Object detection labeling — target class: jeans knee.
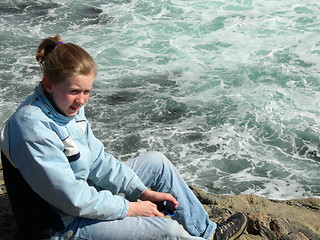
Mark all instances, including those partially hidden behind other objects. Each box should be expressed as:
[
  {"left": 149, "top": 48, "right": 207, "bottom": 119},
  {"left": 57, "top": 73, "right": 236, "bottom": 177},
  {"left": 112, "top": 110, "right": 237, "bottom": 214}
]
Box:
[
  {"left": 129, "top": 151, "right": 177, "bottom": 191},
  {"left": 145, "top": 151, "right": 167, "bottom": 161},
  {"left": 143, "top": 151, "right": 172, "bottom": 169}
]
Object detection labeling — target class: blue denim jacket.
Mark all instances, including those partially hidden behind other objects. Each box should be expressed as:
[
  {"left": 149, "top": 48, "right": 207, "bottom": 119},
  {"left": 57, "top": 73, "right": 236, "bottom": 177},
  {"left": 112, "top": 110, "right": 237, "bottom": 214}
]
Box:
[{"left": 0, "top": 83, "right": 147, "bottom": 227}]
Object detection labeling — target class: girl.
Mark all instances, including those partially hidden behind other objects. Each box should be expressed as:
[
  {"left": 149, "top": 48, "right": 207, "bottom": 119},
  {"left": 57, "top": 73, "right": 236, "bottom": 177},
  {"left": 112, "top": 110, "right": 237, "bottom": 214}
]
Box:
[{"left": 1, "top": 35, "right": 246, "bottom": 240}]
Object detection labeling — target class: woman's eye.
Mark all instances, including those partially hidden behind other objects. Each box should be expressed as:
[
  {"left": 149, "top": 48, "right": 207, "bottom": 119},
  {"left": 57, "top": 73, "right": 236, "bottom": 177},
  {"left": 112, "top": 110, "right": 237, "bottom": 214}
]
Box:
[{"left": 70, "top": 90, "right": 91, "bottom": 95}]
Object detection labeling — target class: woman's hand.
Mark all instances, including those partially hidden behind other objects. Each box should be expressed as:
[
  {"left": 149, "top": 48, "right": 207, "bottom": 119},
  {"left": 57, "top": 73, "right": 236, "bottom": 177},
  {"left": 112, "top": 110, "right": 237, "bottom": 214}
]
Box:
[
  {"left": 140, "top": 189, "right": 179, "bottom": 207},
  {"left": 127, "top": 201, "right": 164, "bottom": 217},
  {"left": 126, "top": 190, "right": 179, "bottom": 217}
]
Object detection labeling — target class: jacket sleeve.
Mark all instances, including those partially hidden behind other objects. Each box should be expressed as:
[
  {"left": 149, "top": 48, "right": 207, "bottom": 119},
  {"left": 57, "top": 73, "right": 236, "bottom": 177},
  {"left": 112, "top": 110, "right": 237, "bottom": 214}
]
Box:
[
  {"left": 85, "top": 120, "right": 148, "bottom": 201},
  {"left": 7, "top": 109, "right": 134, "bottom": 221}
]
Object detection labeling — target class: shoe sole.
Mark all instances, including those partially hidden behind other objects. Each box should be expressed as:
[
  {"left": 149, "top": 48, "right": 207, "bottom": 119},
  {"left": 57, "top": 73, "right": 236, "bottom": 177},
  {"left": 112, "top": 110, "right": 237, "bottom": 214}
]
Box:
[{"left": 228, "top": 213, "right": 248, "bottom": 240}]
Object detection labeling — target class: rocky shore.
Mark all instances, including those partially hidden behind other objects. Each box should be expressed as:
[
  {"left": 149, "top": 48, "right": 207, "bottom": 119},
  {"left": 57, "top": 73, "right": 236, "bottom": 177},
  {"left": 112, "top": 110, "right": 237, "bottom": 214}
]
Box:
[
  {"left": 0, "top": 163, "right": 319, "bottom": 240},
  {"left": 191, "top": 186, "right": 320, "bottom": 240}
]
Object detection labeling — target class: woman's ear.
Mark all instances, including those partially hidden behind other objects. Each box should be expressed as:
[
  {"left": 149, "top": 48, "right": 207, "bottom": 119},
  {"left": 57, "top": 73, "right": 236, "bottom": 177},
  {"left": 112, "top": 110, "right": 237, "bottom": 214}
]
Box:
[{"left": 42, "top": 76, "right": 53, "bottom": 93}]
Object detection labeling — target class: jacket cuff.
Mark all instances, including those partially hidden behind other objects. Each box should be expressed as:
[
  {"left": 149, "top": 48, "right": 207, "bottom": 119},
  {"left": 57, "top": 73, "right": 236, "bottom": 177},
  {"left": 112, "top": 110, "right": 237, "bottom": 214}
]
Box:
[{"left": 127, "top": 185, "right": 148, "bottom": 201}]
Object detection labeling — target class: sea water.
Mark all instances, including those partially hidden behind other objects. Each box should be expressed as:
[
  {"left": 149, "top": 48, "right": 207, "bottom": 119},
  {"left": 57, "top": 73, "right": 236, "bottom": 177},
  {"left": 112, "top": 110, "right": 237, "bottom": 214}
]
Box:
[{"left": 0, "top": 0, "right": 319, "bottom": 200}]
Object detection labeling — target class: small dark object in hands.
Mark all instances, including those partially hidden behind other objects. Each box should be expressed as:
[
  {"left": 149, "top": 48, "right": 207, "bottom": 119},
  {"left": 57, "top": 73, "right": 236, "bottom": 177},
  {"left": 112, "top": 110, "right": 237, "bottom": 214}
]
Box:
[{"left": 156, "top": 201, "right": 176, "bottom": 217}]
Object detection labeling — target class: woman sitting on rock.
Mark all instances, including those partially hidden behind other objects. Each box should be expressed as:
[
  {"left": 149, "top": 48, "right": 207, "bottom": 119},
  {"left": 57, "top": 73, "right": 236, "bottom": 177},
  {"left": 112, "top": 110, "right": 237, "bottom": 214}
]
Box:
[{"left": 0, "top": 35, "right": 247, "bottom": 240}]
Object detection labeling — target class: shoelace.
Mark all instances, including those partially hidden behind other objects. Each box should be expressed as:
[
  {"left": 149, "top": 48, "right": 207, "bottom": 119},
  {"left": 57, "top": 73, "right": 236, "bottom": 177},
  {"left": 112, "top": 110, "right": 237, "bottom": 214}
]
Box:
[{"left": 217, "top": 221, "right": 237, "bottom": 236}]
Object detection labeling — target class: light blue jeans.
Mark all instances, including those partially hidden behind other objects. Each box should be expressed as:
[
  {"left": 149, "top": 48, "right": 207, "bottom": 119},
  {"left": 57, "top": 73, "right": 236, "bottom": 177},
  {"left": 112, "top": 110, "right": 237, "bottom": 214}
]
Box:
[{"left": 51, "top": 152, "right": 216, "bottom": 240}]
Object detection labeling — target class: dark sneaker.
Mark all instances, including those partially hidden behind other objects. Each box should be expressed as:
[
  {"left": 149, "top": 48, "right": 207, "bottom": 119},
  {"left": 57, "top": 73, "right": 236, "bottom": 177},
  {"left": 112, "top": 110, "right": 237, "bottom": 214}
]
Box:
[{"left": 213, "top": 212, "right": 247, "bottom": 240}]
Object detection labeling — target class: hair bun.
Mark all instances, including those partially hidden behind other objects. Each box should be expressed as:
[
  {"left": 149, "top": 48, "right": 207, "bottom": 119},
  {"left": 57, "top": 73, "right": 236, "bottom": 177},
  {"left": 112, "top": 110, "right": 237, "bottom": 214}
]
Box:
[{"left": 36, "top": 35, "right": 63, "bottom": 65}]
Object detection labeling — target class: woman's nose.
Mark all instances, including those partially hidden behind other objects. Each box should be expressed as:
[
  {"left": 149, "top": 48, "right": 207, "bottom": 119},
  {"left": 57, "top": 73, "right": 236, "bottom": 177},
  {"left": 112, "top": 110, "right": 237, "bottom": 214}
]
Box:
[{"left": 76, "top": 93, "right": 86, "bottom": 105}]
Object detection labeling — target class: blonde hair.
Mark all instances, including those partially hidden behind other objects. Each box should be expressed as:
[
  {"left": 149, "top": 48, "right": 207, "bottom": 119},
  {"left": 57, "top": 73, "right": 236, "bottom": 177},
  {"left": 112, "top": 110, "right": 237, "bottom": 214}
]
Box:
[{"left": 36, "top": 35, "right": 97, "bottom": 84}]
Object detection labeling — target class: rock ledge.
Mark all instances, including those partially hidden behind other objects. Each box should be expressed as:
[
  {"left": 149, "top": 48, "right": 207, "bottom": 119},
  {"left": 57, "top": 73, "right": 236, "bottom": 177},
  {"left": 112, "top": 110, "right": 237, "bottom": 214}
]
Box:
[{"left": 190, "top": 186, "right": 320, "bottom": 240}]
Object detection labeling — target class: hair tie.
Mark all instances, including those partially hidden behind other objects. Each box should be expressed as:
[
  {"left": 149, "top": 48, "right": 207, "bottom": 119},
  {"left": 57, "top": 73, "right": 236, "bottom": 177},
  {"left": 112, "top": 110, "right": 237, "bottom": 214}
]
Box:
[{"left": 56, "top": 41, "right": 63, "bottom": 45}]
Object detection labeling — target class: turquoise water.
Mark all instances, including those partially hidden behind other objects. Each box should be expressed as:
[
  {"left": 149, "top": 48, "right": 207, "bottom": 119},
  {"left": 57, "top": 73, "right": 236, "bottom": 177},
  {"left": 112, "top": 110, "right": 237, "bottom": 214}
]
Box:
[{"left": 0, "top": 0, "right": 319, "bottom": 199}]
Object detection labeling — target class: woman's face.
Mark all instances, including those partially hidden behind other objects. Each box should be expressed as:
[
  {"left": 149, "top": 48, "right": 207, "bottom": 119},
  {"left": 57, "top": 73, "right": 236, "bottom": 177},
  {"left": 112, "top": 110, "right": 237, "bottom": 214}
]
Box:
[{"left": 44, "top": 73, "right": 95, "bottom": 117}]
